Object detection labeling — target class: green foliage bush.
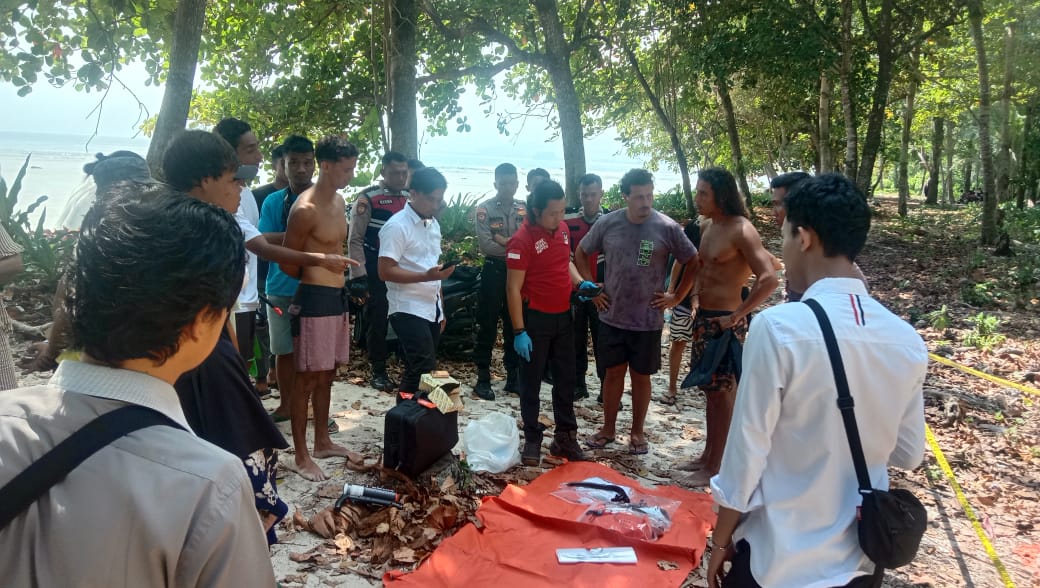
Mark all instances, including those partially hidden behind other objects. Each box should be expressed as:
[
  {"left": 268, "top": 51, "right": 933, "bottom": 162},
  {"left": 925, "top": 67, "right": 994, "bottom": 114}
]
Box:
[
  {"left": 750, "top": 191, "right": 773, "bottom": 208},
  {"left": 439, "top": 192, "right": 480, "bottom": 242},
  {"left": 924, "top": 305, "right": 951, "bottom": 330},
  {"left": 1001, "top": 202, "right": 1040, "bottom": 243},
  {"left": 438, "top": 193, "right": 483, "bottom": 264},
  {"left": 0, "top": 156, "right": 77, "bottom": 292},
  {"left": 960, "top": 280, "right": 998, "bottom": 307},
  {"left": 963, "top": 312, "right": 1005, "bottom": 352}
]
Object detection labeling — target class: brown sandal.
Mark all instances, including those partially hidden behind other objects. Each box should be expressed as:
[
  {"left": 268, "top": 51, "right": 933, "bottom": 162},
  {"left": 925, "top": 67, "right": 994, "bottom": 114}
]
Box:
[{"left": 584, "top": 433, "right": 616, "bottom": 449}]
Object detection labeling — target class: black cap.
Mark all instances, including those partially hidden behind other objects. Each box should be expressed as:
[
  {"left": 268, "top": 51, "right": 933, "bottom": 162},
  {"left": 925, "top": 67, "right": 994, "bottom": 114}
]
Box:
[{"left": 92, "top": 156, "right": 156, "bottom": 191}]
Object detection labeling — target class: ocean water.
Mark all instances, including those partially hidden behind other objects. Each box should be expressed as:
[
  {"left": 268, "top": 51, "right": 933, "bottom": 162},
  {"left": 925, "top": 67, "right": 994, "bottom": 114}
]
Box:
[{"left": 0, "top": 130, "right": 681, "bottom": 229}]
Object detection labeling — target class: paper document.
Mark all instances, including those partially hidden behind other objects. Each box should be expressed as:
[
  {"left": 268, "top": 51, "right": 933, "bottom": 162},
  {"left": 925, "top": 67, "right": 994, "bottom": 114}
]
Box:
[{"left": 556, "top": 547, "right": 637, "bottom": 564}]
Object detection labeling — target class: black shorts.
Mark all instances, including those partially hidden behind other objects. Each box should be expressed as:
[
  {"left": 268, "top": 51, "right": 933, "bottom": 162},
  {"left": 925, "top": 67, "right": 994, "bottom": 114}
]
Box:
[{"left": 598, "top": 322, "right": 662, "bottom": 375}]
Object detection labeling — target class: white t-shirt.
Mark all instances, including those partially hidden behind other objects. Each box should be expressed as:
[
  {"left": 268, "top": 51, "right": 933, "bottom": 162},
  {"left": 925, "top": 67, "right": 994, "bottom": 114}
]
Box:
[
  {"left": 378, "top": 204, "right": 443, "bottom": 322},
  {"left": 234, "top": 186, "right": 261, "bottom": 313},
  {"left": 710, "top": 278, "right": 927, "bottom": 588}
]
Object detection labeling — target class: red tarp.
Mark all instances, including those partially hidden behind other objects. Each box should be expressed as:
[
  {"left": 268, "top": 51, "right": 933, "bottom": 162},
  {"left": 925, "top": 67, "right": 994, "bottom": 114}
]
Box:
[{"left": 385, "top": 461, "right": 716, "bottom": 587}]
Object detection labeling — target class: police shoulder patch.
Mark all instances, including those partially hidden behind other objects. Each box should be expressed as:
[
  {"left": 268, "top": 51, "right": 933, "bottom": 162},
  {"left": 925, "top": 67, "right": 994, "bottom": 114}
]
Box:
[
  {"left": 354, "top": 199, "right": 369, "bottom": 217},
  {"left": 476, "top": 207, "right": 488, "bottom": 222}
]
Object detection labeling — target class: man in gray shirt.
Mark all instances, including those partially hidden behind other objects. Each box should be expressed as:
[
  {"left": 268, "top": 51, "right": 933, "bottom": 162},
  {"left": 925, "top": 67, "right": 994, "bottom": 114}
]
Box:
[
  {"left": 0, "top": 183, "right": 275, "bottom": 587},
  {"left": 576, "top": 169, "right": 699, "bottom": 456}
]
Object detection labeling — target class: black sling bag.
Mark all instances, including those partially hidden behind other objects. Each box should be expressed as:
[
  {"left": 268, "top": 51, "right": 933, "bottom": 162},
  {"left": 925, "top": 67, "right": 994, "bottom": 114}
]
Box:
[
  {"left": 804, "top": 298, "right": 927, "bottom": 570},
  {"left": 0, "top": 405, "right": 183, "bottom": 529}
]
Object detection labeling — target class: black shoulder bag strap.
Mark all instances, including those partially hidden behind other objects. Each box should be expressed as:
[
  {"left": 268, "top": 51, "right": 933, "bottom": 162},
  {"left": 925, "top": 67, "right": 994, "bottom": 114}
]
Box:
[
  {"left": 803, "top": 299, "right": 873, "bottom": 494},
  {"left": 0, "top": 405, "right": 183, "bottom": 529}
]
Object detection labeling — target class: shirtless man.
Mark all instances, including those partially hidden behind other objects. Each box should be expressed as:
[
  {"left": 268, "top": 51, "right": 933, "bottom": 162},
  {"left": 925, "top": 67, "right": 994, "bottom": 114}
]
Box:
[
  {"left": 676, "top": 167, "right": 778, "bottom": 486},
  {"left": 280, "top": 136, "right": 360, "bottom": 481}
]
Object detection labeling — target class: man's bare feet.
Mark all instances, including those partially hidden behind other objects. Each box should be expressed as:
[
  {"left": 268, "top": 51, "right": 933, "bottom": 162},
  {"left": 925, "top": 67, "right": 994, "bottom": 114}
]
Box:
[
  {"left": 677, "top": 468, "right": 716, "bottom": 487},
  {"left": 313, "top": 441, "right": 350, "bottom": 458},
  {"left": 282, "top": 454, "right": 327, "bottom": 481}
]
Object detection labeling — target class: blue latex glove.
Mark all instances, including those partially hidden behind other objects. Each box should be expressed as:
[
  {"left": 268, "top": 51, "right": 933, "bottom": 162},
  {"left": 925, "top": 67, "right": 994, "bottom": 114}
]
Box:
[
  {"left": 514, "top": 331, "right": 533, "bottom": 362},
  {"left": 577, "top": 280, "right": 599, "bottom": 302}
]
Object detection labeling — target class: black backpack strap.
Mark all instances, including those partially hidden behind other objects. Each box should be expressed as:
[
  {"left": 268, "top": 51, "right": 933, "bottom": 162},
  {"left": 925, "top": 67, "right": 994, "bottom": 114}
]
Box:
[
  {"left": 0, "top": 405, "right": 183, "bottom": 529},
  {"left": 803, "top": 299, "right": 873, "bottom": 494}
]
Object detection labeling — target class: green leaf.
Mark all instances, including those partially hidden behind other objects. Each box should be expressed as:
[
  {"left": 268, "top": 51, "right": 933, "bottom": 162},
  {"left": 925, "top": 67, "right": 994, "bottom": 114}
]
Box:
[
  {"left": 16, "top": 86, "right": 31, "bottom": 97},
  {"left": 76, "top": 62, "right": 105, "bottom": 83}
]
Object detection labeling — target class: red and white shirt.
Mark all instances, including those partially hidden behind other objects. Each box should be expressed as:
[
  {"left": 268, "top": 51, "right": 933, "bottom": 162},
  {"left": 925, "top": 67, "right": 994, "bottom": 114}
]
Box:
[{"left": 506, "top": 221, "right": 572, "bottom": 313}]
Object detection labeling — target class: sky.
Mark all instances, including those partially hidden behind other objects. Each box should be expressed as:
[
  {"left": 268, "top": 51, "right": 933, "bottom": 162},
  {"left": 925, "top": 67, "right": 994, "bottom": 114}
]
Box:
[
  {"left": 0, "top": 61, "right": 640, "bottom": 166},
  {"left": 0, "top": 61, "right": 682, "bottom": 228}
]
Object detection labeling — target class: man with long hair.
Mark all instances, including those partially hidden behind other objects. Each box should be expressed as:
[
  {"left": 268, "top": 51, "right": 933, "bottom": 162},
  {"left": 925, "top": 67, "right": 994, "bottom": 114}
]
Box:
[{"left": 675, "top": 167, "right": 778, "bottom": 486}]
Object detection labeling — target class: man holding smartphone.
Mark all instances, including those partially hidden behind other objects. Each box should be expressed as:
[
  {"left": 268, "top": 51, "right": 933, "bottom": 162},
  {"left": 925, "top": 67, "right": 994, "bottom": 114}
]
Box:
[{"left": 378, "top": 168, "right": 456, "bottom": 394}]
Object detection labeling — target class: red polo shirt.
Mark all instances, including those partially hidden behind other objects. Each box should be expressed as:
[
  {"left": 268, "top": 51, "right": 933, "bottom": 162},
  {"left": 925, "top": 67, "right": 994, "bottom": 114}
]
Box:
[{"left": 506, "top": 221, "right": 573, "bottom": 313}]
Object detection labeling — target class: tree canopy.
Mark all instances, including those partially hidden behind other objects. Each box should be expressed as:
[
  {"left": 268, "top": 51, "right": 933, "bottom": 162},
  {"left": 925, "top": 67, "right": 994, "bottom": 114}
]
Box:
[{"left": 3, "top": 0, "right": 1039, "bottom": 232}]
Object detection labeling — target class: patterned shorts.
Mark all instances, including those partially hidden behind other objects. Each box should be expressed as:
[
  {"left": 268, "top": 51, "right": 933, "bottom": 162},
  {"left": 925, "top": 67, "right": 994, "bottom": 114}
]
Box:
[
  {"left": 688, "top": 309, "right": 748, "bottom": 393},
  {"left": 669, "top": 305, "right": 695, "bottom": 342}
]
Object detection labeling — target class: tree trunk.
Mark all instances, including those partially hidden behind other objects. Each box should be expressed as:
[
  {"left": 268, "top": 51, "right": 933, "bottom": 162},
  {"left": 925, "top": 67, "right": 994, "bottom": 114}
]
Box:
[
  {"left": 897, "top": 72, "right": 917, "bottom": 217},
  {"left": 388, "top": 0, "right": 419, "bottom": 158},
  {"left": 855, "top": 0, "right": 895, "bottom": 197},
  {"left": 963, "top": 138, "right": 974, "bottom": 193},
  {"left": 716, "top": 77, "right": 753, "bottom": 212},
  {"left": 146, "top": 0, "right": 206, "bottom": 176},
  {"left": 968, "top": 0, "right": 998, "bottom": 245},
  {"left": 944, "top": 119, "right": 955, "bottom": 204},
  {"left": 839, "top": 0, "right": 857, "bottom": 179},
  {"left": 874, "top": 155, "right": 885, "bottom": 195},
  {"left": 621, "top": 44, "right": 694, "bottom": 215},
  {"left": 1021, "top": 99, "right": 1038, "bottom": 209},
  {"left": 997, "top": 21, "right": 1015, "bottom": 203},
  {"left": 819, "top": 70, "right": 833, "bottom": 173},
  {"left": 534, "top": 0, "right": 586, "bottom": 206},
  {"left": 926, "top": 117, "right": 943, "bottom": 204}
]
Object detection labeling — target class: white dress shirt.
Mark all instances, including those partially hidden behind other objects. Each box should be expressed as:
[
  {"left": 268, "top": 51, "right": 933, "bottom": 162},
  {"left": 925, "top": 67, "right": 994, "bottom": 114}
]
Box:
[
  {"left": 711, "top": 278, "right": 927, "bottom": 588},
  {"left": 234, "top": 185, "right": 261, "bottom": 313},
  {"left": 379, "top": 203, "right": 444, "bottom": 322}
]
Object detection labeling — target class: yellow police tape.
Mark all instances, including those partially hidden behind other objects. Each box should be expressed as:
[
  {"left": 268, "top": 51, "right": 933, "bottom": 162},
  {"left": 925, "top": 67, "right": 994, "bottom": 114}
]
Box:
[
  {"left": 925, "top": 425, "right": 1017, "bottom": 587},
  {"left": 928, "top": 353, "right": 1040, "bottom": 397}
]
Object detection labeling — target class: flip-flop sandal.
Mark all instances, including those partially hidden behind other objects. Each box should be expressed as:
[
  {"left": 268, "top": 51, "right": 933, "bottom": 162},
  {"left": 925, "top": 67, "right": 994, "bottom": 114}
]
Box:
[
  {"left": 328, "top": 419, "right": 339, "bottom": 434},
  {"left": 584, "top": 433, "right": 616, "bottom": 449},
  {"left": 628, "top": 439, "right": 650, "bottom": 455},
  {"left": 658, "top": 393, "right": 677, "bottom": 406}
]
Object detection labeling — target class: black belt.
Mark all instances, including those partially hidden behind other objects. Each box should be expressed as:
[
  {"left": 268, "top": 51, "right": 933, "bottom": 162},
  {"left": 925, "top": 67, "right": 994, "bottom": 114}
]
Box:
[{"left": 484, "top": 257, "right": 506, "bottom": 266}]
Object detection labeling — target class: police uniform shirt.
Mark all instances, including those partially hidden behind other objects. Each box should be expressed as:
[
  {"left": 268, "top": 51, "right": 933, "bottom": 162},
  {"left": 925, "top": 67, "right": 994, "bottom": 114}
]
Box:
[
  {"left": 474, "top": 197, "right": 525, "bottom": 259},
  {"left": 347, "top": 184, "right": 409, "bottom": 279}
]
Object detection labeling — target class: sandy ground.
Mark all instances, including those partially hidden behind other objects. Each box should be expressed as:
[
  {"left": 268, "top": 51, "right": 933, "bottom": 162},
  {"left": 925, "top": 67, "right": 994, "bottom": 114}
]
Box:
[{"left": 263, "top": 351, "right": 712, "bottom": 587}]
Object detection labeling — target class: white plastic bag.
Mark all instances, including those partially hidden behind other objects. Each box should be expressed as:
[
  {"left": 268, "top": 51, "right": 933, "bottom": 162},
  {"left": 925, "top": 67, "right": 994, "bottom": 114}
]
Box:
[{"left": 463, "top": 412, "right": 521, "bottom": 473}]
